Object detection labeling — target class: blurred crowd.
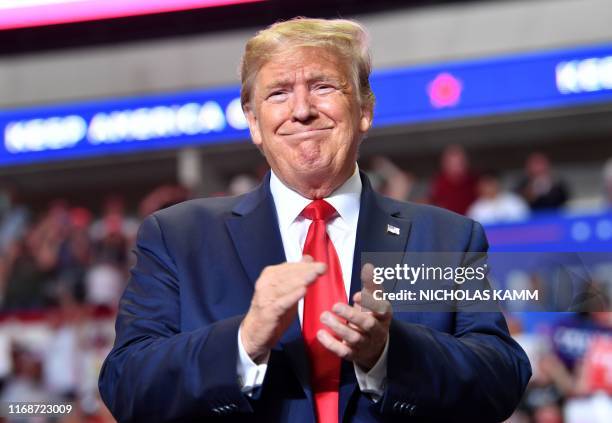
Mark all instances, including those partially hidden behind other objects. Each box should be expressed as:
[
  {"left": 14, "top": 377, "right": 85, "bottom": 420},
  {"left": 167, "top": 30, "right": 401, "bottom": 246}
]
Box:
[
  {"left": 0, "top": 186, "right": 189, "bottom": 422},
  {"left": 369, "top": 147, "right": 612, "bottom": 222},
  {"left": 508, "top": 312, "right": 612, "bottom": 423},
  {"left": 0, "top": 147, "right": 611, "bottom": 422}
]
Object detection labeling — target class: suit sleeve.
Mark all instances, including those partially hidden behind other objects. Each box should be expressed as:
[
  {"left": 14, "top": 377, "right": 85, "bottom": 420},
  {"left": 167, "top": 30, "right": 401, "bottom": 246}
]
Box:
[
  {"left": 379, "top": 221, "right": 532, "bottom": 422},
  {"left": 98, "top": 214, "right": 254, "bottom": 422}
]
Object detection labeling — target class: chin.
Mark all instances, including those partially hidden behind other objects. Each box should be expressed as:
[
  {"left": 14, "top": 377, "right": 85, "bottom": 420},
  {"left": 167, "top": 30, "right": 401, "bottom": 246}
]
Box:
[
  {"left": 297, "top": 164, "right": 341, "bottom": 183},
  {"left": 292, "top": 153, "right": 326, "bottom": 170}
]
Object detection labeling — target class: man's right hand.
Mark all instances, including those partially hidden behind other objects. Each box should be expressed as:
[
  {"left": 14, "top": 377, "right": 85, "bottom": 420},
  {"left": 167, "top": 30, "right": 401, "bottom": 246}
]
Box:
[{"left": 240, "top": 256, "right": 326, "bottom": 363}]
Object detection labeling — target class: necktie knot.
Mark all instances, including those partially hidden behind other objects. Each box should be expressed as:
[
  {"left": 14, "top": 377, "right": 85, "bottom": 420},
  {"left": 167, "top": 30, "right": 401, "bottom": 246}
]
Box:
[{"left": 301, "top": 199, "right": 337, "bottom": 222}]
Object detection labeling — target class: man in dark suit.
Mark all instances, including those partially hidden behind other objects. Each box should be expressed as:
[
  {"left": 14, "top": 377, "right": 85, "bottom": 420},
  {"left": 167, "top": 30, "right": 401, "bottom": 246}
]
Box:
[{"left": 99, "top": 17, "right": 531, "bottom": 422}]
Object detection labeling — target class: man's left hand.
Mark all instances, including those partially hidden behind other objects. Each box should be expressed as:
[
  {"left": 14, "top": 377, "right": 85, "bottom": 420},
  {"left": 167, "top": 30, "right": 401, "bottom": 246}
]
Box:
[{"left": 317, "top": 263, "right": 392, "bottom": 371}]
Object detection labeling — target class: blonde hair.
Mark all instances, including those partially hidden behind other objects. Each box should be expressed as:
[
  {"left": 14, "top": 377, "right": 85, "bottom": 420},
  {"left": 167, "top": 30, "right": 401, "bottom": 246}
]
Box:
[{"left": 240, "top": 17, "right": 375, "bottom": 111}]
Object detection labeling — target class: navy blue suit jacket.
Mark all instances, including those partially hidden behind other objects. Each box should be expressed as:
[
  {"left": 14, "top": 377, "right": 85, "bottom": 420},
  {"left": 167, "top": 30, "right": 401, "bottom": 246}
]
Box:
[{"left": 99, "top": 172, "right": 531, "bottom": 422}]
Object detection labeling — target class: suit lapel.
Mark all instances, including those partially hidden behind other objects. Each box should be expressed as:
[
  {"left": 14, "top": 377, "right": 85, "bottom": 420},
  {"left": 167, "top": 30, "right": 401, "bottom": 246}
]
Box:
[
  {"left": 225, "top": 174, "right": 314, "bottom": 409},
  {"left": 225, "top": 174, "right": 286, "bottom": 285},
  {"left": 339, "top": 172, "right": 412, "bottom": 422},
  {"left": 348, "top": 173, "right": 412, "bottom": 301}
]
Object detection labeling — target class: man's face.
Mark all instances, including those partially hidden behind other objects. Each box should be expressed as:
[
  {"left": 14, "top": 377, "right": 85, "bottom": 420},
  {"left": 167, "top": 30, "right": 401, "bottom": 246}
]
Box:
[{"left": 244, "top": 47, "right": 372, "bottom": 197}]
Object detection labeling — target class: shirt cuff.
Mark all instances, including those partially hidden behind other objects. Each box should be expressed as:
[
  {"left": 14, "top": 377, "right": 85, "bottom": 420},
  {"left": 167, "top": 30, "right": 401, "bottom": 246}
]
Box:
[
  {"left": 353, "top": 336, "right": 389, "bottom": 402},
  {"left": 237, "top": 327, "right": 269, "bottom": 395}
]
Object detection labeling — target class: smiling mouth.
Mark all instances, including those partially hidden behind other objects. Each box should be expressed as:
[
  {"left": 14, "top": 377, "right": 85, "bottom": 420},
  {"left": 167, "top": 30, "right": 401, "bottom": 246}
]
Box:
[{"left": 278, "top": 128, "right": 333, "bottom": 136}]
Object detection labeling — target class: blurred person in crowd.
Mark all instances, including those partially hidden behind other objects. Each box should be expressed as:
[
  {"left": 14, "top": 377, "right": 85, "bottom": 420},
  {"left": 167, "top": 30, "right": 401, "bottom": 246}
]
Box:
[
  {"left": 54, "top": 207, "right": 94, "bottom": 304},
  {"left": 516, "top": 152, "right": 569, "bottom": 211},
  {"left": 0, "top": 240, "right": 18, "bottom": 306},
  {"left": 0, "top": 344, "right": 50, "bottom": 407},
  {"left": 603, "top": 157, "right": 612, "bottom": 207},
  {"left": 430, "top": 144, "right": 479, "bottom": 214},
  {"left": 564, "top": 392, "right": 612, "bottom": 423},
  {"left": 90, "top": 195, "right": 139, "bottom": 266},
  {"left": 467, "top": 170, "right": 530, "bottom": 225},
  {"left": 138, "top": 184, "right": 190, "bottom": 217},
  {"left": 42, "top": 307, "right": 81, "bottom": 399},
  {"left": 3, "top": 202, "right": 95, "bottom": 310},
  {"left": 504, "top": 314, "right": 568, "bottom": 423},
  {"left": 521, "top": 352, "right": 572, "bottom": 420},
  {"left": 368, "top": 156, "right": 417, "bottom": 202},
  {"left": 99, "top": 17, "right": 530, "bottom": 422},
  {"left": 511, "top": 316, "right": 579, "bottom": 423},
  {"left": 26, "top": 200, "right": 71, "bottom": 273},
  {"left": 85, "top": 399, "right": 116, "bottom": 423},
  {"left": 228, "top": 173, "right": 259, "bottom": 196},
  {"left": 0, "top": 186, "right": 29, "bottom": 255},
  {"left": 84, "top": 262, "right": 124, "bottom": 309},
  {"left": 0, "top": 330, "right": 11, "bottom": 389},
  {"left": 525, "top": 312, "right": 612, "bottom": 423},
  {"left": 548, "top": 311, "right": 612, "bottom": 373},
  {"left": 573, "top": 312, "right": 612, "bottom": 395},
  {"left": 532, "top": 404, "right": 563, "bottom": 423},
  {"left": 2, "top": 238, "right": 52, "bottom": 310},
  {"left": 92, "top": 212, "right": 128, "bottom": 268},
  {"left": 87, "top": 196, "right": 133, "bottom": 309}
]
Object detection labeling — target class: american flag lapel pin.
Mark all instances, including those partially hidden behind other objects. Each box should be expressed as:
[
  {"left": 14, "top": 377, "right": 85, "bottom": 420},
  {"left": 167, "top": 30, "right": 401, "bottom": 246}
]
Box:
[{"left": 387, "top": 224, "right": 400, "bottom": 236}]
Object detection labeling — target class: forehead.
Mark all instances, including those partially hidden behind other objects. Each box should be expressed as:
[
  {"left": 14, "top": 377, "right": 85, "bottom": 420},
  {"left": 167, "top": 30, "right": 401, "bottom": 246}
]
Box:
[{"left": 256, "top": 47, "right": 350, "bottom": 86}]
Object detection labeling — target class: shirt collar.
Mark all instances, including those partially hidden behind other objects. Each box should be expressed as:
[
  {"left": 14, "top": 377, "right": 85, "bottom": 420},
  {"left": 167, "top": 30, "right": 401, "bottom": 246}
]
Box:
[{"left": 269, "top": 164, "right": 362, "bottom": 230}]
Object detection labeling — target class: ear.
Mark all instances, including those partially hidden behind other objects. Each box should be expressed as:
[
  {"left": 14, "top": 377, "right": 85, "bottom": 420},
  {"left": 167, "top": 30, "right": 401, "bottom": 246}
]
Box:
[
  {"left": 359, "top": 104, "right": 373, "bottom": 134},
  {"left": 243, "top": 104, "right": 262, "bottom": 147}
]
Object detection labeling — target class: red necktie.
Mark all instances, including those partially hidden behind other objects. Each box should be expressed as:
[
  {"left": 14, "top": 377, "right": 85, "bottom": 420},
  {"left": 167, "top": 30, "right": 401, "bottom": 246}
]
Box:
[{"left": 301, "top": 200, "right": 347, "bottom": 423}]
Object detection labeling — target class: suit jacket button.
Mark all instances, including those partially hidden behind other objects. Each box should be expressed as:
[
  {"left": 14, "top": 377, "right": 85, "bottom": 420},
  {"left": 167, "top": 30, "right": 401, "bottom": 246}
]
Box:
[{"left": 393, "top": 401, "right": 402, "bottom": 413}]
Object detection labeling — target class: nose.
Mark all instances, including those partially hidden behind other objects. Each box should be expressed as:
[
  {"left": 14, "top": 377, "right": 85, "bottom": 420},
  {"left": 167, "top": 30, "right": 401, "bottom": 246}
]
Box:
[{"left": 291, "top": 85, "right": 318, "bottom": 122}]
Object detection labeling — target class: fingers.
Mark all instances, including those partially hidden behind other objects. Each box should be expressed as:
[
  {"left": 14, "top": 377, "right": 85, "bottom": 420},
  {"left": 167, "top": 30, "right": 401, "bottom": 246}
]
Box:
[
  {"left": 330, "top": 303, "right": 380, "bottom": 334},
  {"left": 282, "top": 262, "right": 326, "bottom": 296},
  {"left": 294, "top": 260, "right": 326, "bottom": 278},
  {"left": 320, "top": 311, "right": 365, "bottom": 346},
  {"left": 316, "top": 329, "right": 353, "bottom": 360},
  {"left": 354, "top": 290, "right": 393, "bottom": 316},
  {"left": 245, "top": 259, "right": 329, "bottom": 360},
  {"left": 272, "top": 262, "right": 325, "bottom": 306},
  {"left": 317, "top": 306, "right": 389, "bottom": 369},
  {"left": 275, "top": 285, "right": 307, "bottom": 311},
  {"left": 254, "top": 260, "right": 327, "bottom": 316},
  {"left": 267, "top": 261, "right": 326, "bottom": 294},
  {"left": 297, "top": 256, "right": 326, "bottom": 284}
]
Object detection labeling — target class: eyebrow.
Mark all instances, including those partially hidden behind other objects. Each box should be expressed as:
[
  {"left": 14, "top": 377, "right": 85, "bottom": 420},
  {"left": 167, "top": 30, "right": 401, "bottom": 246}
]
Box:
[
  {"left": 263, "top": 73, "right": 344, "bottom": 91},
  {"left": 263, "top": 79, "right": 292, "bottom": 91}
]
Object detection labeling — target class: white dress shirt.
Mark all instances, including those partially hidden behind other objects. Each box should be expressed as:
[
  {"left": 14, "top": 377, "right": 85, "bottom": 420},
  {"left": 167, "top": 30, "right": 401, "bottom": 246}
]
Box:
[{"left": 236, "top": 165, "right": 388, "bottom": 401}]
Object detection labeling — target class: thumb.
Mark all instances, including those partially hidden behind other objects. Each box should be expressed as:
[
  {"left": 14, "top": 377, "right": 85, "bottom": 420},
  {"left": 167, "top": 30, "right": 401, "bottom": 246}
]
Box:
[
  {"left": 361, "top": 262, "right": 376, "bottom": 293},
  {"left": 360, "top": 263, "right": 390, "bottom": 315}
]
